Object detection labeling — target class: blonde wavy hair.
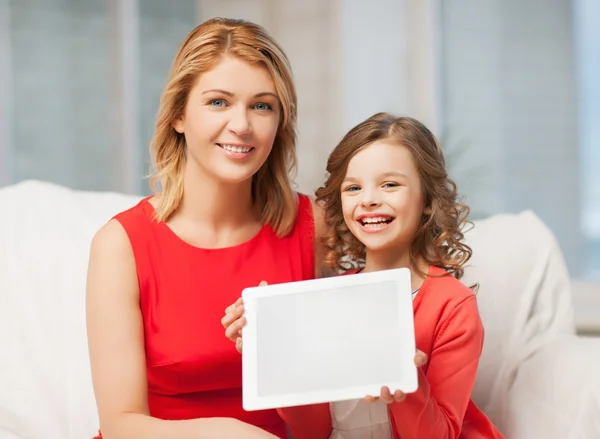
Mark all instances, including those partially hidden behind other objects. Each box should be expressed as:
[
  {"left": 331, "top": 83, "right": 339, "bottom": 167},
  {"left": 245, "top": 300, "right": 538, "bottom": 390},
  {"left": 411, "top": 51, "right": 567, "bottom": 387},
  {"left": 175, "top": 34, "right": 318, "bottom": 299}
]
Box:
[
  {"left": 315, "top": 113, "right": 473, "bottom": 280},
  {"left": 149, "top": 18, "right": 298, "bottom": 237}
]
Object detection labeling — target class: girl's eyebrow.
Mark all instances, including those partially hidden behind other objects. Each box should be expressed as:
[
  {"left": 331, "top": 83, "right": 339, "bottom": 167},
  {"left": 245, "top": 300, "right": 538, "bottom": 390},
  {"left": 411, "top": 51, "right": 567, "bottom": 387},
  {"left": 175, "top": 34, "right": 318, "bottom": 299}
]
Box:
[
  {"left": 379, "top": 171, "right": 408, "bottom": 179},
  {"left": 343, "top": 171, "right": 407, "bottom": 183}
]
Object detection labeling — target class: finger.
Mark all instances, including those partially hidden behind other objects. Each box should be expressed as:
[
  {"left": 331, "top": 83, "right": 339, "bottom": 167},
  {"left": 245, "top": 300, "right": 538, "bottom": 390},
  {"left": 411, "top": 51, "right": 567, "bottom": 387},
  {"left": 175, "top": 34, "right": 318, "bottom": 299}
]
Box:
[
  {"left": 225, "top": 317, "right": 246, "bottom": 341},
  {"left": 221, "top": 304, "right": 245, "bottom": 328},
  {"left": 393, "top": 390, "right": 406, "bottom": 402},
  {"left": 380, "top": 386, "right": 393, "bottom": 404},
  {"left": 364, "top": 395, "right": 378, "bottom": 403},
  {"left": 414, "top": 350, "right": 428, "bottom": 368},
  {"left": 224, "top": 297, "right": 243, "bottom": 314},
  {"left": 236, "top": 337, "right": 243, "bottom": 353},
  {"left": 225, "top": 316, "right": 246, "bottom": 338},
  {"left": 259, "top": 280, "right": 268, "bottom": 286},
  {"left": 220, "top": 314, "right": 229, "bottom": 328}
]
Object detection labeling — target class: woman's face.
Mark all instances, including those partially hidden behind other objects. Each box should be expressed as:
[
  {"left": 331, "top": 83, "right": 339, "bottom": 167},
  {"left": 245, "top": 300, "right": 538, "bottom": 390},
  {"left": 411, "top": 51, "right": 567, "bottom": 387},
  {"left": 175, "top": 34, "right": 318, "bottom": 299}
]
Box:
[{"left": 173, "top": 55, "right": 281, "bottom": 185}]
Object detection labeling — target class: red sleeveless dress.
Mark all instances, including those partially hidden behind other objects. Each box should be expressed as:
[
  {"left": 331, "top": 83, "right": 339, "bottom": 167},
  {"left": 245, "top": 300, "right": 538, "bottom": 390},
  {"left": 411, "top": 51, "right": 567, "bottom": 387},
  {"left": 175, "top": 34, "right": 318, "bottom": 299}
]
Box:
[{"left": 96, "top": 194, "right": 315, "bottom": 438}]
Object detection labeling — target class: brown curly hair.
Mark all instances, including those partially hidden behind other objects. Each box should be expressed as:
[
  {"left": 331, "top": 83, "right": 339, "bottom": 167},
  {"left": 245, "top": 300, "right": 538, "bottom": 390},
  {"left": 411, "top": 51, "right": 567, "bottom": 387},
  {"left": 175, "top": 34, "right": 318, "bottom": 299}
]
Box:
[{"left": 315, "top": 112, "right": 473, "bottom": 280}]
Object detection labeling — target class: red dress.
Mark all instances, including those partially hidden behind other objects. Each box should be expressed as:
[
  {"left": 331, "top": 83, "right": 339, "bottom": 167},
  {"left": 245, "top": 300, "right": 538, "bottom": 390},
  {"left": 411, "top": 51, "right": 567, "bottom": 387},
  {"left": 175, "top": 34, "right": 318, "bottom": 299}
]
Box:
[{"left": 96, "top": 194, "right": 315, "bottom": 438}]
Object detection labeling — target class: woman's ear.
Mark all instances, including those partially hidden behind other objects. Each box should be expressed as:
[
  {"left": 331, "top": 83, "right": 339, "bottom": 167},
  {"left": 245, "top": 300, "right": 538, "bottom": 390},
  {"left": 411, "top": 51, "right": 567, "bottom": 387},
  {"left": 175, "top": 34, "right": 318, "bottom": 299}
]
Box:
[{"left": 173, "top": 116, "right": 185, "bottom": 134}]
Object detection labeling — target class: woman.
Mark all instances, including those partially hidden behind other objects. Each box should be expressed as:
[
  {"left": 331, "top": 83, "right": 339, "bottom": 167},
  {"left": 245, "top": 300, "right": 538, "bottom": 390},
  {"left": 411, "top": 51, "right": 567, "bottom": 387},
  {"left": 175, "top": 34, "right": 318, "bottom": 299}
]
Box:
[{"left": 85, "top": 18, "right": 326, "bottom": 439}]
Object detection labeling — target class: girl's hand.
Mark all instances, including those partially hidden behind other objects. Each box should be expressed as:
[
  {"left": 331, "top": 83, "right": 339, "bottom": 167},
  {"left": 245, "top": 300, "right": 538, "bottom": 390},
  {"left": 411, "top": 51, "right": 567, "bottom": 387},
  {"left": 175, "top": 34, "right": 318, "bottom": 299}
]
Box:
[
  {"left": 365, "top": 350, "right": 428, "bottom": 404},
  {"left": 222, "top": 281, "right": 267, "bottom": 353}
]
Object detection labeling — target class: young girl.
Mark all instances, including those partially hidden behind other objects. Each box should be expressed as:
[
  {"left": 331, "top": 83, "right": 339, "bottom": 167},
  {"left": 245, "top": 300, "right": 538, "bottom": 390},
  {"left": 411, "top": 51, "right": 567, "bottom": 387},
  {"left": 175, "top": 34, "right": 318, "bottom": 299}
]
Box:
[
  {"left": 224, "top": 112, "right": 505, "bottom": 438},
  {"left": 313, "top": 112, "right": 504, "bottom": 438}
]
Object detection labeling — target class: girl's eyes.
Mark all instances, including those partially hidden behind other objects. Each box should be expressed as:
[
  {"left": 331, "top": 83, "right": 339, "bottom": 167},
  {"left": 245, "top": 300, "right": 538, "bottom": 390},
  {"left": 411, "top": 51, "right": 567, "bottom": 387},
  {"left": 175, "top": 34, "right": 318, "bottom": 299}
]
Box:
[{"left": 343, "top": 183, "right": 399, "bottom": 192}]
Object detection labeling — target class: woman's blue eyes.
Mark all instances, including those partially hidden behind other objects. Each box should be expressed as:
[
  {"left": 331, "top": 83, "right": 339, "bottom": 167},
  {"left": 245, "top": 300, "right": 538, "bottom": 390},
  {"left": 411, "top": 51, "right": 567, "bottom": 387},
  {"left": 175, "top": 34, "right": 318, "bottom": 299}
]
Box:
[
  {"left": 210, "top": 99, "right": 227, "bottom": 107},
  {"left": 254, "top": 102, "right": 272, "bottom": 111},
  {"left": 208, "top": 99, "right": 272, "bottom": 111}
]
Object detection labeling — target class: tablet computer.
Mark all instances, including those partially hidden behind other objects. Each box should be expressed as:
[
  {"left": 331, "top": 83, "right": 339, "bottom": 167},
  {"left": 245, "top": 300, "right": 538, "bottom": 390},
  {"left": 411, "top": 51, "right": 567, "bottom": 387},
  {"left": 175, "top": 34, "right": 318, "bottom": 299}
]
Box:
[{"left": 241, "top": 268, "right": 418, "bottom": 411}]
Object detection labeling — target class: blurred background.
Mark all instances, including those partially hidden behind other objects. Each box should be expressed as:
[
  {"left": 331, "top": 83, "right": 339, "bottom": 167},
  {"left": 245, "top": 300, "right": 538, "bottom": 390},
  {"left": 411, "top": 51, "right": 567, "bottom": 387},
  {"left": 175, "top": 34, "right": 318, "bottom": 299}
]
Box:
[{"left": 0, "top": 1, "right": 598, "bottom": 300}]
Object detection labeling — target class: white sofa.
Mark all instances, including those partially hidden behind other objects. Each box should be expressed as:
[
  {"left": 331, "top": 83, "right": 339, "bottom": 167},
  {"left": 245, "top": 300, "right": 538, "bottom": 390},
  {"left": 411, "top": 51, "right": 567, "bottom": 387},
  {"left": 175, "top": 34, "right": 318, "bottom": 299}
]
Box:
[{"left": 0, "top": 180, "right": 599, "bottom": 439}]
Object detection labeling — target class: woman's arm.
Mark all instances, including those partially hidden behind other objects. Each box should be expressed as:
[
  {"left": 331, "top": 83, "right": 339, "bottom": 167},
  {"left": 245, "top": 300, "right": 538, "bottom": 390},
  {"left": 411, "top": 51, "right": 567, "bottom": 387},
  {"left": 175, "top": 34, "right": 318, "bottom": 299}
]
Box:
[
  {"left": 387, "top": 296, "right": 486, "bottom": 439},
  {"left": 86, "top": 220, "right": 278, "bottom": 439}
]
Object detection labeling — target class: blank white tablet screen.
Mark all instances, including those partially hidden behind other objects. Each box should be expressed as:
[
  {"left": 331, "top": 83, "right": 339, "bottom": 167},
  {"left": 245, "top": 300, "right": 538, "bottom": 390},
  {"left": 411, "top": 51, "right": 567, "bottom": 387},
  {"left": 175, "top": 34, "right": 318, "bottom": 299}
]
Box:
[{"left": 242, "top": 268, "right": 417, "bottom": 411}]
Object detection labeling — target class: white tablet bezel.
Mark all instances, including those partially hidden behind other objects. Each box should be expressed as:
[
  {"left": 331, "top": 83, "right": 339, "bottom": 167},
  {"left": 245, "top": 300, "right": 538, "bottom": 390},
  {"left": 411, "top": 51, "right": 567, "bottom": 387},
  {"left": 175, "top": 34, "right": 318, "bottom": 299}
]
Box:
[{"left": 241, "top": 268, "right": 418, "bottom": 411}]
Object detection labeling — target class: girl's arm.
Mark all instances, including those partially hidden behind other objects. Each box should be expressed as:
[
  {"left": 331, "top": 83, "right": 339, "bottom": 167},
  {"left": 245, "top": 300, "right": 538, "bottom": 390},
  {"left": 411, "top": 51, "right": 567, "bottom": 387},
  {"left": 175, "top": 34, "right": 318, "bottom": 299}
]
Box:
[
  {"left": 388, "top": 296, "right": 486, "bottom": 439},
  {"left": 86, "top": 220, "right": 278, "bottom": 439}
]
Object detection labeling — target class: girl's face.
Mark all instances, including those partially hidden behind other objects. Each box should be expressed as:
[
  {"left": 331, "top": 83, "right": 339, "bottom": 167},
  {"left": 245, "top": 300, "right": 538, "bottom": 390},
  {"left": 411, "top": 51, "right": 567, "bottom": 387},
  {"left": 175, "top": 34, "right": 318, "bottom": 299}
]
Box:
[
  {"left": 340, "top": 140, "right": 425, "bottom": 257},
  {"left": 173, "top": 55, "right": 281, "bottom": 185}
]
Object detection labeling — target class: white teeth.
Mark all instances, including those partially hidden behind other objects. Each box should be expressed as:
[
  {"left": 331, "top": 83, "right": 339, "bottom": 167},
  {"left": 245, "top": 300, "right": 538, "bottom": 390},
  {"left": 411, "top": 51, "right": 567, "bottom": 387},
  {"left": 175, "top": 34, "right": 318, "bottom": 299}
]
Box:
[
  {"left": 363, "top": 222, "right": 389, "bottom": 230},
  {"left": 361, "top": 217, "right": 390, "bottom": 224},
  {"left": 220, "top": 144, "right": 252, "bottom": 153}
]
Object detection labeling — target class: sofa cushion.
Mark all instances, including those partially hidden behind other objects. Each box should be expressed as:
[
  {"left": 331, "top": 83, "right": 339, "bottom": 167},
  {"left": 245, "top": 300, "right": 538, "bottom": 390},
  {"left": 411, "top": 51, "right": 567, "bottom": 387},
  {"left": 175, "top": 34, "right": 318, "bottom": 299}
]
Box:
[
  {"left": 462, "top": 210, "right": 575, "bottom": 427},
  {"left": 0, "top": 180, "right": 141, "bottom": 439}
]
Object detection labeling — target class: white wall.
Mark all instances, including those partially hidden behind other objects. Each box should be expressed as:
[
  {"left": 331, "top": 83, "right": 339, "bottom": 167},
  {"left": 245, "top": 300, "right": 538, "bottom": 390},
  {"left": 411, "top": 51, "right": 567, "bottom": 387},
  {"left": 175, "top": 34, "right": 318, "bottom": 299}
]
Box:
[{"left": 339, "top": 0, "right": 439, "bottom": 132}]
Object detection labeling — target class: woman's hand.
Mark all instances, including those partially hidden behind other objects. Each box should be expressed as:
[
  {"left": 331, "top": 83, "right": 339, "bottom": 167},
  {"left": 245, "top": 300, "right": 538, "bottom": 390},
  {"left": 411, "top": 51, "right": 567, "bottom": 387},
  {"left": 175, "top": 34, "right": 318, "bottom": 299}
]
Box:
[
  {"left": 364, "top": 350, "right": 428, "bottom": 404},
  {"left": 222, "top": 281, "right": 267, "bottom": 353},
  {"left": 222, "top": 297, "right": 245, "bottom": 353}
]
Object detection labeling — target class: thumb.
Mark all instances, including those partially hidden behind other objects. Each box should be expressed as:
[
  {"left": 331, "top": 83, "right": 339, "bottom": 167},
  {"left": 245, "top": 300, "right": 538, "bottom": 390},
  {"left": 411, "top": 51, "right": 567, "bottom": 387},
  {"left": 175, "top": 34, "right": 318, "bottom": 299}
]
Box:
[{"left": 259, "top": 280, "right": 268, "bottom": 286}]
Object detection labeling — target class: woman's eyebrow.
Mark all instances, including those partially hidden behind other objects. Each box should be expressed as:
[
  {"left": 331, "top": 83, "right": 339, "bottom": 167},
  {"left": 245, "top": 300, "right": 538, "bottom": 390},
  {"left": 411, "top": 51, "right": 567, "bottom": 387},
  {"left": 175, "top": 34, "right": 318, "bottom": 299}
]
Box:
[{"left": 201, "top": 89, "right": 278, "bottom": 99}]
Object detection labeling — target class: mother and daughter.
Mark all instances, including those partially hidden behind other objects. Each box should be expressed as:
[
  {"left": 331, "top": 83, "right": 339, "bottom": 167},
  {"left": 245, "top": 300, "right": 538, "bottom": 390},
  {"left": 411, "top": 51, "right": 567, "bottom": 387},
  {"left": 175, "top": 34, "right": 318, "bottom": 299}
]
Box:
[{"left": 86, "top": 17, "right": 504, "bottom": 439}]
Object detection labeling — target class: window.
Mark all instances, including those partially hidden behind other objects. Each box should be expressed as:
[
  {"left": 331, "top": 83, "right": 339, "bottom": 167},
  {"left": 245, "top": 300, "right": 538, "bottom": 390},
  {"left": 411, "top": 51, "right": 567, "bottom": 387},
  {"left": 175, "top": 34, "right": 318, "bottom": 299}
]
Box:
[
  {"left": 575, "top": 0, "right": 600, "bottom": 280},
  {"left": 0, "top": 0, "right": 197, "bottom": 194},
  {"left": 437, "top": 0, "right": 599, "bottom": 280}
]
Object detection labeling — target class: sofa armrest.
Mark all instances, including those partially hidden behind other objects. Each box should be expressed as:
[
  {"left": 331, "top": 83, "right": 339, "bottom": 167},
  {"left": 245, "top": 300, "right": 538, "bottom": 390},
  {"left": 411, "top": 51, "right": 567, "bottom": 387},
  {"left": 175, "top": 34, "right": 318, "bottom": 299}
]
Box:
[{"left": 502, "top": 335, "right": 600, "bottom": 439}]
